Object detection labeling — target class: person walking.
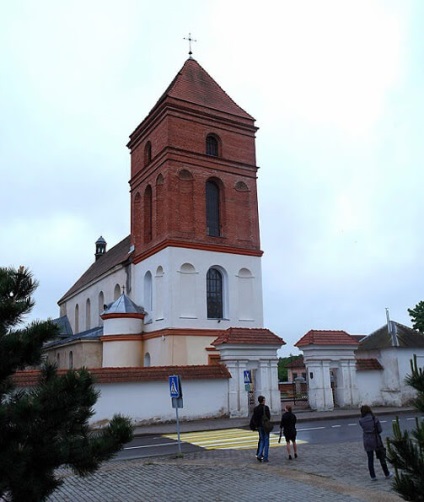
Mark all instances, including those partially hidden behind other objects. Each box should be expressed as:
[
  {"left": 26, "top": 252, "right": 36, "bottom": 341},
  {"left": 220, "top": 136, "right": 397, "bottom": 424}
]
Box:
[
  {"left": 359, "top": 405, "right": 393, "bottom": 481},
  {"left": 280, "top": 404, "right": 298, "bottom": 460},
  {"left": 251, "top": 395, "right": 271, "bottom": 463}
]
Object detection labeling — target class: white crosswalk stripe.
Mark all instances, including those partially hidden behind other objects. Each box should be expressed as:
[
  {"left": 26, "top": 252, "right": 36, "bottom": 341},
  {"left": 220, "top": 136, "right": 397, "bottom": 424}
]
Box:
[{"left": 162, "top": 428, "right": 307, "bottom": 450}]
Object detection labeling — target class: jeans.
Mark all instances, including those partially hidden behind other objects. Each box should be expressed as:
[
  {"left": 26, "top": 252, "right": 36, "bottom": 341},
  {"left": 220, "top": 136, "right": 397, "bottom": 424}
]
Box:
[
  {"left": 257, "top": 427, "right": 270, "bottom": 460},
  {"left": 366, "top": 450, "right": 389, "bottom": 478}
]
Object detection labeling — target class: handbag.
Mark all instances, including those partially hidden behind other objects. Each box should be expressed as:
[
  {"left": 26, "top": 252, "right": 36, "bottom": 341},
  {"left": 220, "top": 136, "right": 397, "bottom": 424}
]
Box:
[
  {"left": 262, "top": 406, "right": 274, "bottom": 433},
  {"left": 373, "top": 417, "right": 386, "bottom": 460}
]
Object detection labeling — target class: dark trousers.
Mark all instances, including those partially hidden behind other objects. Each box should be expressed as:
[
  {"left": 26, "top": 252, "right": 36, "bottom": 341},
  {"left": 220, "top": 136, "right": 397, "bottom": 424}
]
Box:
[{"left": 366, "top": 450, "right": 389, "bottom": 478}]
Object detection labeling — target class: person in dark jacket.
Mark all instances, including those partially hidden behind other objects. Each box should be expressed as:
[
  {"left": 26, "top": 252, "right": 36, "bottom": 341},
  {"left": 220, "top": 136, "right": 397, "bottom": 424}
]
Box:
[
  {"left": 280, "top": 404, "right": 298, "bottom": 459},
  {"left": 251, "top": 395, "right": 271, "bottom": 463},
  {"left": 359, "top": 405, "right": 393, "bottom": 481}
]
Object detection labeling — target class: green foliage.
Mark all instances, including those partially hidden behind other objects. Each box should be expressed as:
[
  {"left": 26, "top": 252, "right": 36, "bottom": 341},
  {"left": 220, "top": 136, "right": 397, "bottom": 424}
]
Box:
[
  {"left": 407, "top": 301, "right": 424, "bottom": 332},
  {"left": 387, "top": 355, "right": 424, "bottom": 500},
  {"left": 0, "top": 266, "right": 134, "bottom": 502},
  {"left": 278, "top": 354, "right": 303, "bottom": 382}
]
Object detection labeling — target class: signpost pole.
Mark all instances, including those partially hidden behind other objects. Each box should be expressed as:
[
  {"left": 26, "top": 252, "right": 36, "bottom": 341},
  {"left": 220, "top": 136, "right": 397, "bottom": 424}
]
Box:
[
  {"left": 169, "top": 375, "right": 183, "bottom": 456},
  {"left": 175, "top": 404, "right": 182, "bottom": 455}
]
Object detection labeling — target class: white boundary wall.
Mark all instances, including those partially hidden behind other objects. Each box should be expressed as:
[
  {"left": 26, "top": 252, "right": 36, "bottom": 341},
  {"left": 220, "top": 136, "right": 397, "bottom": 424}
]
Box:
[{"left": 92, "top": 378, "right": 230, "bottom": 426}]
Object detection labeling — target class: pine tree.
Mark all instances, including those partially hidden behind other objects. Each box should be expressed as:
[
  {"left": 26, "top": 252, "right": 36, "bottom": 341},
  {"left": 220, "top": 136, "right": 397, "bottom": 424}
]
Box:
[
  {"left": 387, "top": 354, "right": 424, "bottom": 500},
  {"left": 0, "top": 266, "right": 134, "bottom": 502}
]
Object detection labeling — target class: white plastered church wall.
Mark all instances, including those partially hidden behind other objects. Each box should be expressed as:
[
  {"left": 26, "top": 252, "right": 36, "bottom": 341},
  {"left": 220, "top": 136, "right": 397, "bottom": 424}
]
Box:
[
  {"left": 62, "top": 267, "right": 129, "bottom": 334},
  {"left": 132, "top": 247, "right": 264, "bottom": 331}
]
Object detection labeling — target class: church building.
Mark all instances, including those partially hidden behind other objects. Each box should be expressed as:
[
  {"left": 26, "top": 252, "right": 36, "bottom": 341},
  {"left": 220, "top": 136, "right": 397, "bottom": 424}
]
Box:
[{"left": 43, "top": 56, "right": 284, "bottom": 419}]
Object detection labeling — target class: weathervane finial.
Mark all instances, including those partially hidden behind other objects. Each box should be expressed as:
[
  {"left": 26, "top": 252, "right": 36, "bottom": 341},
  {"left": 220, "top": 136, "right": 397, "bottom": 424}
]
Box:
[{"left": 183, "top": 33, "right": 197, "bottom": 57}]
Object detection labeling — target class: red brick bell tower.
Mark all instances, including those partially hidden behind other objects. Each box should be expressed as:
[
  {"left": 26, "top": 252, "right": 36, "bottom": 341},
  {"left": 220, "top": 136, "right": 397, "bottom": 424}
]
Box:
[{"left": 127, "top": 58, "right": 262, "bottom": 264}]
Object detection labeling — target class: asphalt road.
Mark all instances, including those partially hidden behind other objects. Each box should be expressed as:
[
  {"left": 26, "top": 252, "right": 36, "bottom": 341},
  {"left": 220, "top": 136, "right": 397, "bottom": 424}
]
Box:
[{"left": 117, "top": 412, "right": 422, "bottom": 461}]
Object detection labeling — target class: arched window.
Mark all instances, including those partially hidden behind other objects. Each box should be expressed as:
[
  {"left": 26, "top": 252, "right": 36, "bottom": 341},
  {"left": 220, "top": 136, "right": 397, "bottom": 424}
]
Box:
[
  {"left": 74, "top": 304, "right": 79, "bottom": 333},
  {"left": 133, "top": 192, "right": 141, "bottom": 244},
  {"left": 155, "top": 266, "right": 164, "bottom": 320},
  {"left": 144, "top": 352, "right": 151, "bottom": 367},
  {"left": 85, "top": 298, "right": 91, "bottom": 330},
  {"left": 206, "top": 134, "right": 219, "bottom": 156},
  {"left": 114, "top": 284, "right": 121, "bottom": 300},
  {"left": 69, "top": 351, "right": 73, "bottom": 369},
  {"left": 144, "top": 185, "right": 153, "bottom": 243},
  {"left": 207, "top": 267, "right": 223, "bottom": 319},
  {"left": 144, "top": 141, "right": 152, "bottom": 165},
  {"left": 206, "top": 180, "right": 220, "bottom": 236},
  {"left": 144, "top": 271, "right": 153, "bottom": 315},
  {"left": 98, "top": 291, "right": 104, "bottom": 322}
]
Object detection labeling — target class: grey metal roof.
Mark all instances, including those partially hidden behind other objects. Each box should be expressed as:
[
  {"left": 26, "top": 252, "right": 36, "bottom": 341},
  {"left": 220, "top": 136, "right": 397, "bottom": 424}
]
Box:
[
  {"left": 103, "top": 293, "right": 146, "bottom": 315},
  {"left": 44, "top": 326, "right": 103, "bottom": 349},
  {"left": 52, "top": 315, "right": 73, "bottom": 337},
  {"left": 357, "top": 321, "right": 424, "bottom": 351}
]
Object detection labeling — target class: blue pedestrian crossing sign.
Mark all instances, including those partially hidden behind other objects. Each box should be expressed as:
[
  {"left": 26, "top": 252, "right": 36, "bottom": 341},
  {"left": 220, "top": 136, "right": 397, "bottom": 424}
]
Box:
[
  {"left": 243, "top": 370, "right": 252, "bottom": 384},
  {"left": 169, "top": 375, "right": 182, "bottom": 398}
]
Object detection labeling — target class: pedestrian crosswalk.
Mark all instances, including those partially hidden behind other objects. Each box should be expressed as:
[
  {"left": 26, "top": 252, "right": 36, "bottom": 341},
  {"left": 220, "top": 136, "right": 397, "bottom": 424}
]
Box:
[{"left": 162, "top": 428, "right": 307, "bottom": 451}]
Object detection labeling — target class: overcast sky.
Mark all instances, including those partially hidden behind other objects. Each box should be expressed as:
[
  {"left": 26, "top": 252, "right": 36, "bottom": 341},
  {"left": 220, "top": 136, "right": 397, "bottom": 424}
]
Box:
[{"left": 2, "top": 0, "right": 423, "bottom": 356}]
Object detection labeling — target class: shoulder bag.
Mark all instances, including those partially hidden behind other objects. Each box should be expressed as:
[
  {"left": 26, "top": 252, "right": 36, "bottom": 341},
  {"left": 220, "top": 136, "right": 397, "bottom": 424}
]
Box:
[{"left": 373, "top": 416, "right": 386, "bottom": 460}]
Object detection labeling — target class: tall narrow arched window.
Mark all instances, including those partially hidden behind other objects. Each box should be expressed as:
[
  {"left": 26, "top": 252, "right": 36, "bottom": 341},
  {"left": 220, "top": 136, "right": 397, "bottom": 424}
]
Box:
[
  {"left": 207, "top": 267, "right": 223, "bottom": 319},
  {"left": 206, "top": 180, "right": 220, "bottom": 236},
  {"left": 144, "top": 141, "right": 152, "bottom": 165},
  {"left": 74, "top": 304, "right": 79, "bottom": 333},
  {"left": 85, "top": 298, "right": 91, "bottom": 330},
  {"left": 144, "top": 185, "right": 153, "bottom": 243},
  {"left": 206, "top": 134, "right": 219, "bottom": 156},
  {"left": 98, "top": 291, "right": 104, "bottom": 324},
  {"left": 144, "top": 271, "right": 153, "bottom": 316},
  {"left": 114, "top": 284, "right": 121, "bottom": 300},
  {"left": 69, "top": 351, "right": 73, "bottom": 369}
]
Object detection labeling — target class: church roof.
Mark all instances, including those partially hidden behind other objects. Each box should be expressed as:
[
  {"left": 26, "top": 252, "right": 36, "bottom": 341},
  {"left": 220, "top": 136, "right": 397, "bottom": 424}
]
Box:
[
  {"left": 212, "top": 327, "right": 284, "bottom": 347},
  {"left": 356, "top": 321, "right": 424, "bottom": 351},
  {"left": 156, "top": 58, "right": 254, "bottom": 120},
  {"left": 128, "top": 58, "right": 255, "bottom": 148},
  {"left": 59, "top": 235, "right": 132, "bottom": 303},
  {"left": 53, "top": 315, "right": 73, "bottom": 337},
  {"left": 103, "top": 293, "right": 145, "bottom": 316},
  {"left": 295, "top": 330, "right": 359, "bottom": 348},
  {"left": 44, "top": 325, "right": 103, "bottom": 349}
]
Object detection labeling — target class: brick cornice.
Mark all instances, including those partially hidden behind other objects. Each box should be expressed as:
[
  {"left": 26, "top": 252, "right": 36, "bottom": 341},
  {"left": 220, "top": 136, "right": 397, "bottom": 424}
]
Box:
[
  {"left": 142, "top": 328, "right": 222, "bottom": 341},
  {"left": 133, "top": 240, "right": 263, "bottom": 264},
  {"left": 101, "top": 313, "right": 145, "bottom": 320},
  {"left": 100, "top": 334, "right": 143, "bottom": 342}
]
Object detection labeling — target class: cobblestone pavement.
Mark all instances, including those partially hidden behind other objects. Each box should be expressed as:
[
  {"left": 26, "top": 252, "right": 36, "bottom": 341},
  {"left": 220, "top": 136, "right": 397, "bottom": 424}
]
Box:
[{"left": 48, "top": 440, "right": 402, "bottom": 502}]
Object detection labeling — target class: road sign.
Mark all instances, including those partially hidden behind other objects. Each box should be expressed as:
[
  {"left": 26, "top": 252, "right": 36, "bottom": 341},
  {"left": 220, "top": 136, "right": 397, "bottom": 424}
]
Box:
[
  {"left": 168, "top": 375, "right": 183, "bottom": 455},
  {"left": 243, "top": 370, "right": 252, "bottom": 384},
  {"left": 169, "top": 375, "right": 182, "bottom": 399}
]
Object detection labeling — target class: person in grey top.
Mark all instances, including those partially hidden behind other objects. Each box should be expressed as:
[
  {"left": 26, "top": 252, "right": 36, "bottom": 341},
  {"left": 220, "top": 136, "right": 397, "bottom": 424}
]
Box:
[{"left": 359, "top": 405, "right": 393, "bottom": 481}]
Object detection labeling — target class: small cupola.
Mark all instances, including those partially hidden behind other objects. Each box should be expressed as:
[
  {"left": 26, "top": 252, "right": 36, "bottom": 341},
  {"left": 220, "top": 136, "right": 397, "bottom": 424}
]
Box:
[{"left": 95, "top": 236, "right": 107, "bottom": 261}]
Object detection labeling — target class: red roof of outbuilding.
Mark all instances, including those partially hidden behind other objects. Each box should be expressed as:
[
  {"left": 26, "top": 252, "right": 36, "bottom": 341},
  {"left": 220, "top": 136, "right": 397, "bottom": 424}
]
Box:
[
  {"left": 212, "top": 327, "right": 284, "bottom": 347},
  {"left": 295, "top": 330, "right": 359, "bottom": 347},
  {"left": 356, "top": 358, "right": 384, "bottom": 371}
]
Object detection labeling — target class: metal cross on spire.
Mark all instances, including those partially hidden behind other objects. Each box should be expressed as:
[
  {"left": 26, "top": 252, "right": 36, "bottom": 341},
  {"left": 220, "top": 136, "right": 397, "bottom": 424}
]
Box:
[{"left": 183, "top": 33, "right": 197, "bottom": 57}]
